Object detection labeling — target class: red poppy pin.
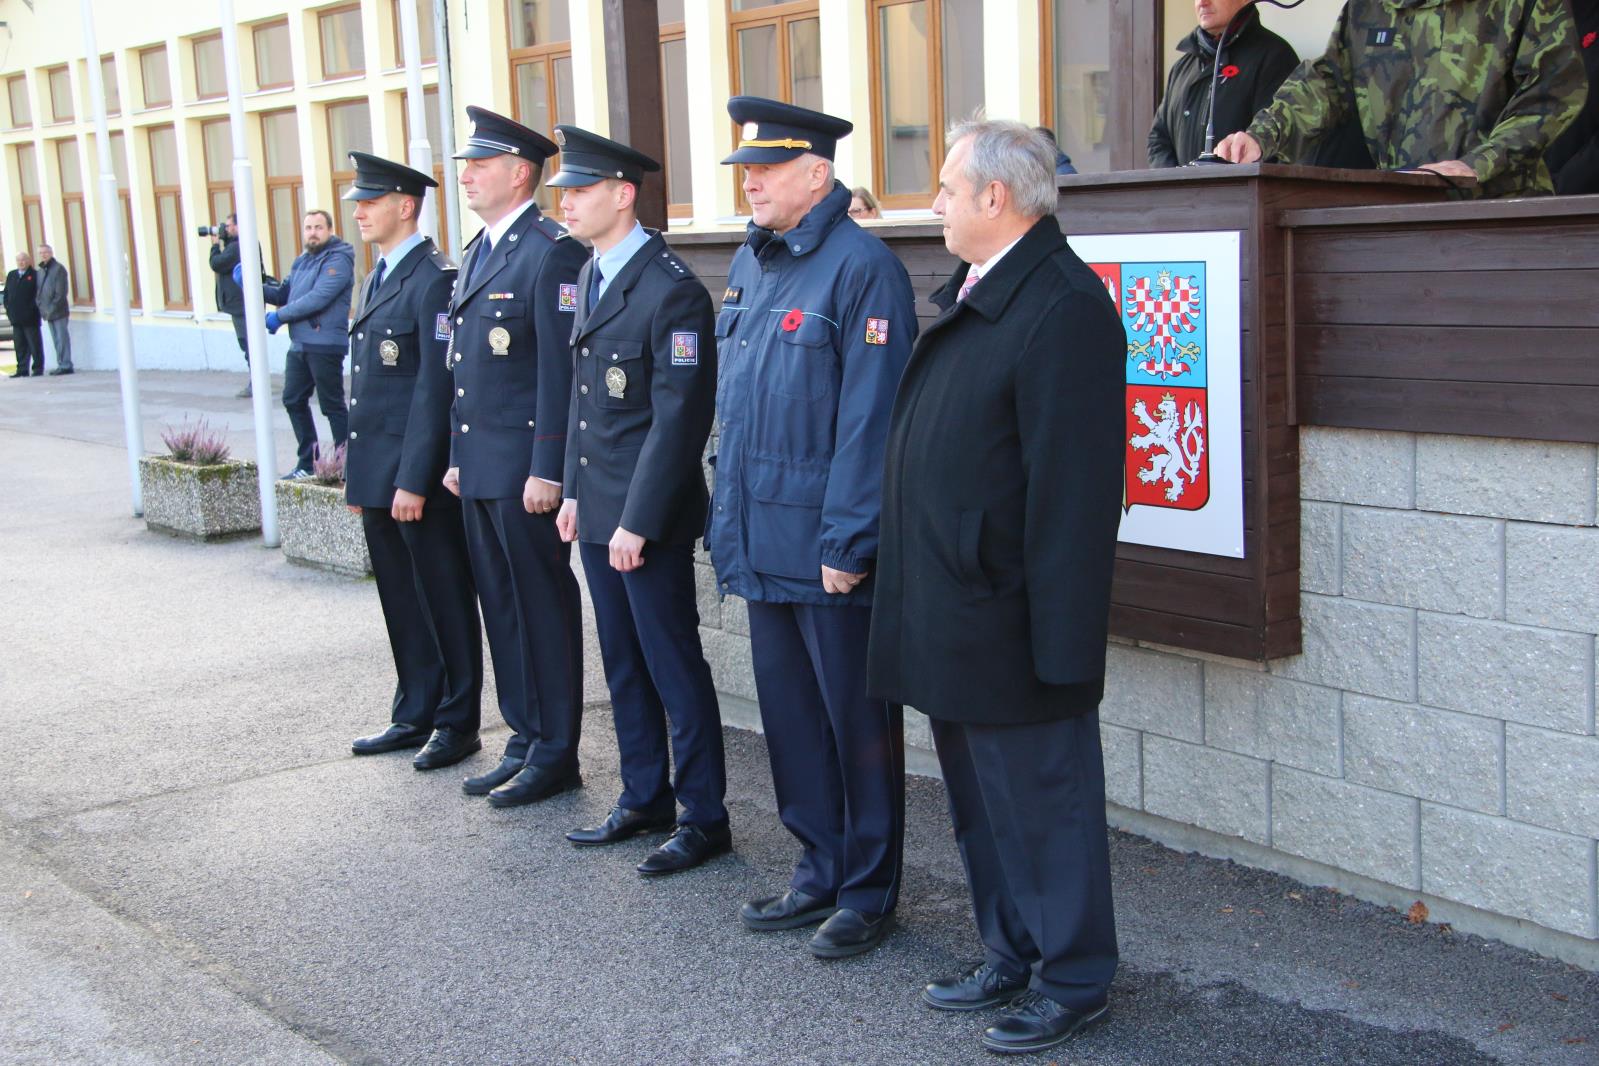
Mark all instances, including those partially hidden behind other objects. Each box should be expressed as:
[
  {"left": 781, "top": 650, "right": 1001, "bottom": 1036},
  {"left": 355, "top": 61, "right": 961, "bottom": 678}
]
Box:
[
  {"left": 1583, "top": 30, "right": 1596, "bottom": 48},
  {"left": 780, "top": 308, "right": 804, "bottom": 332},
  {"left": 1220, "top": 64, "right": 1241, "bottom": 82}
]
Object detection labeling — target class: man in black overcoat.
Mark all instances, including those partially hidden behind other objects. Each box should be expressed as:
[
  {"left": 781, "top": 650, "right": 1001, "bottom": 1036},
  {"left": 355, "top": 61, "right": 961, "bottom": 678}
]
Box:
[
  {"left": 867, "top": 119, "right": 1125, "bottom": 1057},
  {"left": 342, "top": 151, "right": 483, "bottom": 772},
  {"left": 548, "top": 126, "right": 728, "bottom": 876},
  {"left": 5, "top": 252, "right": 43, "bottom": 377}
]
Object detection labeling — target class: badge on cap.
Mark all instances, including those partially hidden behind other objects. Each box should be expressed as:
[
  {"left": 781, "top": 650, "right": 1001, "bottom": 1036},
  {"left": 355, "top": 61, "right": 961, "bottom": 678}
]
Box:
[
  {"left": 672, "top": 332, "right": 698, "bottom": 366},
  {"left": 605, "top": 366, "right": 627, "bottom": 398},
  {"left": 742, "top": 121, "right": 759, "bottom": 139},
  {"left": 380, "top": 339, "right": 401, "bottom": 366},
  {"left": 559, "top": 283, "right": 578, "bottom": 312},
  {"left": 435, "top": 313, "right": 452, "bottom": 341},
  {"left": 865, "top": 317, "right": 889, "bottom": 345},
  {"left": 489, "top": 326, "right": 511, "bottom": 356}
]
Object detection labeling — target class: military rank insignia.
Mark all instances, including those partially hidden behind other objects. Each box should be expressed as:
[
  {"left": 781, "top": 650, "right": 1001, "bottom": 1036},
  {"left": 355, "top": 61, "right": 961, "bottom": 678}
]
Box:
[
  {"left": 865, "top": 317, "right": 889, "bottom": 345},
  {"left": 671, "top": 332, "right": 699, "bottom": 366},
  {"left": 435, "top": 313, "right": 452, "bottom": 341},
  {"left": 723, "top": 286, "right": 742, "bottom": 304},
  {"left": 559, "top": 283, "right": 578, "bottom": 312}
]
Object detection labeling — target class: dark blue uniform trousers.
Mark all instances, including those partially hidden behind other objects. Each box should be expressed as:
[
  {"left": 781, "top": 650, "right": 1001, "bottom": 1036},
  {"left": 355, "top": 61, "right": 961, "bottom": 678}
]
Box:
[
  {"left": 747, "top": 601, "right": 904, "bottom": 916},
  {"left": 579, "top": 540, "right": 727, "bottom": 828},
  {"left": 461, "top": 496, "right": 583, "bottom": 770},
  {"left": 929, "top": 711, "right": 1118, "bottom": 1012},
  {"left": 362, "top": 502, "right": 483, "bottom": 734},
  {"left": 282, "top": 345, "right": 349, "bottom": 472}
]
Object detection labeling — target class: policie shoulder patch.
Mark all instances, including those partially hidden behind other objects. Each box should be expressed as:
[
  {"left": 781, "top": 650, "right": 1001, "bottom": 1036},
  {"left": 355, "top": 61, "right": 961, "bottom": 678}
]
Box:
[
  {"left": 865, "top": 317, "right": 890, "bottom": 345},
  {"left": 672, "top": 332, "right": 699, "bottom": 366},
  {"left": 558, "top": 283, "right": 579, "bottom": 312}
]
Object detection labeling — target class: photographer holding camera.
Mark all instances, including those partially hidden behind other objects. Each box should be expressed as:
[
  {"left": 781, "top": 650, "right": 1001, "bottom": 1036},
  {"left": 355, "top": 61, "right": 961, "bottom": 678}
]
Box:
[{"left": 206, "top": 216, "right": 258, "bottom": 398}]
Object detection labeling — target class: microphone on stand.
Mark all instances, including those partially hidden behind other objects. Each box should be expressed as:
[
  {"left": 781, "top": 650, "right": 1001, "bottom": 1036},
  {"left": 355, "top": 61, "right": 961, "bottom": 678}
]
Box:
[{"left": 1189, "top": 0, "right": 1308, "bottom": 165}]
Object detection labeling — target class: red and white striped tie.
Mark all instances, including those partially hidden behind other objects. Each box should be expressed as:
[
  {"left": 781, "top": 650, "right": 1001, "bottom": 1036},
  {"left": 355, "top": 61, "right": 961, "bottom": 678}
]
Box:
[{"left": 957, "top": 267, "right": 981, "bottom": 302}]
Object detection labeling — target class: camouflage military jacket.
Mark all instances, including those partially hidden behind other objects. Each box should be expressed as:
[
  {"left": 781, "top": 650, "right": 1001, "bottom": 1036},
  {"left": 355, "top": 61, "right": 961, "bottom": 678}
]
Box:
[{"left": 1248, "top": 0, "right": 1584, "bottom": 197}]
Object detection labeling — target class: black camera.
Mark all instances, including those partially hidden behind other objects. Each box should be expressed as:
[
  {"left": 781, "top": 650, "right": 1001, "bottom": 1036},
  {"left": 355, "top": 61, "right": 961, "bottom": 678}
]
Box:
[{"left": 197, "top": 224, "right": 229, "bottom": 238}]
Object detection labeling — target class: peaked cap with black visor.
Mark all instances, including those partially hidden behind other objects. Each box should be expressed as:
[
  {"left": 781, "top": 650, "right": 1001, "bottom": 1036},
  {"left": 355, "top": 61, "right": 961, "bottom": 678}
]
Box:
[
  {"left": 722, "top": 96, "right": 853, "bottom": 164},
  {"left": 452, "top": 105, "right": 558, "bottom": 163},
  {"left": 341, "top": 151, "right": 438, "bottom": 201},
  {"left": 546, "top": 125, "right": 661, "bottom": 188}
]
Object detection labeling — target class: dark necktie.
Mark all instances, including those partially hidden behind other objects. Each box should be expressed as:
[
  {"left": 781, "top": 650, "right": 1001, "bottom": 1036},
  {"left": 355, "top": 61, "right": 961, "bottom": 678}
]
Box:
[
  {"left": 467, "top": 234, "right": 491, "bottom": 288},
  {"left": 370, "top": 258, "right": 387, "bottom": 297},
  {"left": 588, "top": 259, "right": 604, "bottom": 311}
]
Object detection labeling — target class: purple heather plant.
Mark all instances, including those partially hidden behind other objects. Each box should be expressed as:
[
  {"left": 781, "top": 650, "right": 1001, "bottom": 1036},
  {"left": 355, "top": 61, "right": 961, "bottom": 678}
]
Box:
[
  {"left": 309, "top": 442, "right": 348, "bottom": 486},
  {"left": 160, "top": 419, "right": 233, "bottom": 465}
]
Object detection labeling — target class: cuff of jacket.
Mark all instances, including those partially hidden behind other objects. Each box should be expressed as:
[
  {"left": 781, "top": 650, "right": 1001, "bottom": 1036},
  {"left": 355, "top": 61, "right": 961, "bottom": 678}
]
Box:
[
  {"left": 1247, "top": 116, "right": 1283, "bottom": 161},
  {"left": 1459, "top": 143, "right": 1502, "bottom": 187},
  {"left": 821, "top": 548, "right": 868, "bottom": 574}
]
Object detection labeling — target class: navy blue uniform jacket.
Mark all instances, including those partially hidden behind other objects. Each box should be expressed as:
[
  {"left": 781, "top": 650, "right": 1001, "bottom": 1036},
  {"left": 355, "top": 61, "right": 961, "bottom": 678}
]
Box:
[
  {"left": 867, "top": 215, "right": 1125, "bottom": 724},
  {"left": 447, "top": 206, "right": 588, "bottom": 501},
  {"left": 563, "top": 232, "right": 717, "bottom": 546},
  {"left": 705, "top": 182, "right": 916, "bottom": 606},
  {"left": 345, "top": 238, "right": 458, "bottom": 509}
]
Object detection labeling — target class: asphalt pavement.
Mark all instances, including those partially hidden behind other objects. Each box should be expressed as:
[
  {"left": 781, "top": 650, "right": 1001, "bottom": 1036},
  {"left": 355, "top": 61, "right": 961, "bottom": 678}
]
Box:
[{"left": 1, "top": 370, "right": 1595, "bottom": 1065}]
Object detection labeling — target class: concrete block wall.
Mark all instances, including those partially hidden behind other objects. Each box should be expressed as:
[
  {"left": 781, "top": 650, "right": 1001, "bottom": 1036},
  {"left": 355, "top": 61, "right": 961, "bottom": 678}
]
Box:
[{"left": 692, "top": 426, "right": 1599, "bottom": 967}]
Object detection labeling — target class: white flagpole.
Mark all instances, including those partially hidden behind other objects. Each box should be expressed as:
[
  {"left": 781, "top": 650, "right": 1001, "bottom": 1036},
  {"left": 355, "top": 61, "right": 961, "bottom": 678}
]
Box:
[{"left": 399, "top": 0, "right": 437, "bottom": 240}]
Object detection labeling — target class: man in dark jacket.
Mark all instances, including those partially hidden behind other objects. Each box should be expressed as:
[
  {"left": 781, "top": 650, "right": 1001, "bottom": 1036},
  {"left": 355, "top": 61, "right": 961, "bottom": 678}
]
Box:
[
  {"left": 208, "top": 215, "right": 257, "bottom": 398},
  {"left": 1546, "top": 0, "right": 1599, "bottom": 194},
  {"left": 549, "top": 126, "right": 727, "bottom": 876},
  {"left": 709, "top": 97, "right": 917, "bottom": 959},
  {"left": 868, "top": 121, "right": 1125, "bottom": 1056},
  {"left": 342, "top": 151, "right": 483, "bottom": 773},
  {"left": 35, "top": 244, "right": 71, "bottom": 375},
  {"left": 260, "top": 211, "right": 355, "bottom": 478},
  {"left": 5, "top": 252, "right": 43, "bottom": 378}
]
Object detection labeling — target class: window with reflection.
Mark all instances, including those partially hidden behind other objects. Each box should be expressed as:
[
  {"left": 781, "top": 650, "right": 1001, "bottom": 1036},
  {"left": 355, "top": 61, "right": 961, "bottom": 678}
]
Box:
[
  {"left": 1042, "top": 0, "right": 1112, "bottom": 174},
  {"left": 254, "top": 20, "right": 294, "bottom": 89},
  {"left": 870, "top": 0, "right": 983, "bottom": 205},
  {"left": 16, "top": 144, "right": 44, "bottom": 256},
  {"left": 326, "top": 99, "right": 376, "bottom": 280},
  {"left": 8, "top": 75, "right": 32, "bottom": 128},
  {"left": 660, "top": 1, "right": 693, "bottom": 217},
  {"left": 261, "top": 108, "right": 305, "bottom": 277},
  {"left": 320, "top": 4, "right": 367, "bottom": 80},
  {"left": 101, "top": 56, "right": 120, "bottom": 117},
  {"left": 140, "top": 46, "right": 173, "bottom": 109},
  {"left": 46, "top": 66, "right": 72, "bottom": 124},
  {"left": 148, "top": 125, "right": 191, "bottom": 310},
  {"left": 508, "top": 0, "right": 573, "bottom": 212},
  {"left": 728, "top": 1, "right": 820, "bottom": 213},
  {"left": 110, "top": 130, "right": 141, "bottom": 308},
  {"left": 193, "top": 33, "right": 227, "bottom": 100},
  {"left": 391, "top": 0, "right": 437, "bottom": 66},
  {"left": 400, "top": 87, "right": 450, "bottom": 252},
  {"left": 56, "top": 140, "right": 94, "bottom": 306},
  {"left": 200, "top": 118, "right": 236, "bottom": 240}
]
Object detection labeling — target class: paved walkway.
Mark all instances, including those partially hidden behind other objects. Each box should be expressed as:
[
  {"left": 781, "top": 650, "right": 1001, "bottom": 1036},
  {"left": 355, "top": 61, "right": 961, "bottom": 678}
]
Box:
[{"left": 1, "top": 371, "right": 1596, "bottom": 1065}]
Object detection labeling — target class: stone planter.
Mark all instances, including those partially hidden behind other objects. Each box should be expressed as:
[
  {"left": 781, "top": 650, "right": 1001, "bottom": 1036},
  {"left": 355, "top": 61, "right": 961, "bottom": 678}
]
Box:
[
  {"left": 139, "top": 455, "right": 262, "bottom": 541},
  {"left": 276, "top": 480, "right": 371, "bottom": 576}
]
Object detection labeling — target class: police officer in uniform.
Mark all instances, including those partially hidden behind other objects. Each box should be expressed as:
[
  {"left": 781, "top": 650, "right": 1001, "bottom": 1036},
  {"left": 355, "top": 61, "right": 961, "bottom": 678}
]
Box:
[
  {"left": 546, "top": 126, "right": 728, "bottom": 876},
  {"left": 342, "top": 152, "right": 484, "bottom": 770},
  {"left": 708, "top": 97, "right": 917, "bottom": 956},
  {"left": 443, "top": 107, "right": 589, "bottom": 807}
]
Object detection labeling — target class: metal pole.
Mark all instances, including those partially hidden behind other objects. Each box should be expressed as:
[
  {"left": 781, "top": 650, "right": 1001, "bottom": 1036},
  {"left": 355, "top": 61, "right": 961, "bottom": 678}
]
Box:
[
  {"left": 219, "top": 0, "right": 280, "bottom": 546},
  {"left": 399, "top": 0, "right": 436, "bottom": 240},
  {"left": 79, "top": 0, "right": 144, "bottom": 516},
  {"left": 434, "top": 0, "right": 462, "bottom": 254}
]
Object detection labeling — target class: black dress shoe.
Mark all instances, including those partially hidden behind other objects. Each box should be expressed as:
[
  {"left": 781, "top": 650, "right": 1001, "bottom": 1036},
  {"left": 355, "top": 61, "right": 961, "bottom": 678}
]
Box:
[
  {"left": 567, "top": 805, "right": 676, "bottom": 846},
  {"left": 740, "top": 889, "right": 838, "bottom": 931},
  {"left": 462, "top": 756, "right": 523, "bottom": 795},
  {"left": 807, "top": 908, "right": 892, "bottom": 958},
  {"left": 412, "top": 728, "right": 481, "bottom": 770},
  {"left": 487, "top": 765, "right": 582, "bottom": 808},
  {"left": 636, "top": 822, "right": 731, "bottom": 876},
  {"left": 922, "top": 961, "right": 1029, "bottom": 1011},
  {"left": 48, "top": 367, "right": 72, "bottom": 375},
  {"left": 981, "top": 991, "right": 1107, "bottom": 1055},
  {"left": 351, "top": 722, "right": 429, "bottom": 755},
  {"left": 7, "top": 371, "right": 26, "bottom": 378}
]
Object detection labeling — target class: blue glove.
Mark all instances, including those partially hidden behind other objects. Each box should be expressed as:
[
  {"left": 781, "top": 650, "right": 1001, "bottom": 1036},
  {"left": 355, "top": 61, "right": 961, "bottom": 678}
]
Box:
[
  {"left": 231, "top": 263, "right": 243, "bottom": 287},
  {"left": 265, "top": 311, "right": 282, "bottom": 334}
]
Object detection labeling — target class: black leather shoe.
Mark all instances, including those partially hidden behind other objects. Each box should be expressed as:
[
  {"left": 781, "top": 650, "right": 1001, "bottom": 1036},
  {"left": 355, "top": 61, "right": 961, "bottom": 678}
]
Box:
[
  {"left": 808, "top": 908, "right": 892, "bottom": 958},
  {"left": 412, "top": 728, "right": 481, "bottom": 770},
  {"left": 351, "top": 722, "right": 429, "bottom": 755},
  {"left": 740, "top": 889, "right": 838, "bottom": 931},
  {"left": 922, "top": 961, "right": 1029, "bottom": 1011},
  {"left": 636, "top": 822, "right": 731, "bottom": 876},
  {"left": 567, "top": 805, "right": 676, "bottom": 846},
  {"left": 7, "top": 371, "right": 26, "bottom": 378},
  {"left": 488, "top": 765, "right": 582, "bottom": 808},
  {"left": 462, "top": 756, "right": 523, "bottom": 796},
  {"left": 48, "top": 367, "right": 73, "bottom": 375},
  {"left": 981, "top": 991, "right": 1107, "bottom": 1055}
]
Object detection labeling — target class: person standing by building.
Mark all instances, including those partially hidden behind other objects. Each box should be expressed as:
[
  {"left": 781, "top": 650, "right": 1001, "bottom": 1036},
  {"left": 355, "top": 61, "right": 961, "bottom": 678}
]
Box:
[
  {"left": 35, "top": 244, "right": 71, "bottom": 376},
  {"left": 868, "top": 120, "right": 1125, "bottom": 1056},
  {"left": 709, "top": 97, "right": 916, "bottom": 958},
  {"left": 5, "top": 252, "right": 43, "bottom": 378},
  {"left": 209, "top": 215, "right": 258, "bottom": 399},
  {"left": 257, "top": 211, "right": 355, "bottom": 479},
  {"left": 548, "top": 126, "right": 727, "bottom": 875},
  {"left": 442, "top": 107, "right": 588, "bottom": 809},
  {"left": 342, "top": 151, "right": 484, "bottom": 773}
]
